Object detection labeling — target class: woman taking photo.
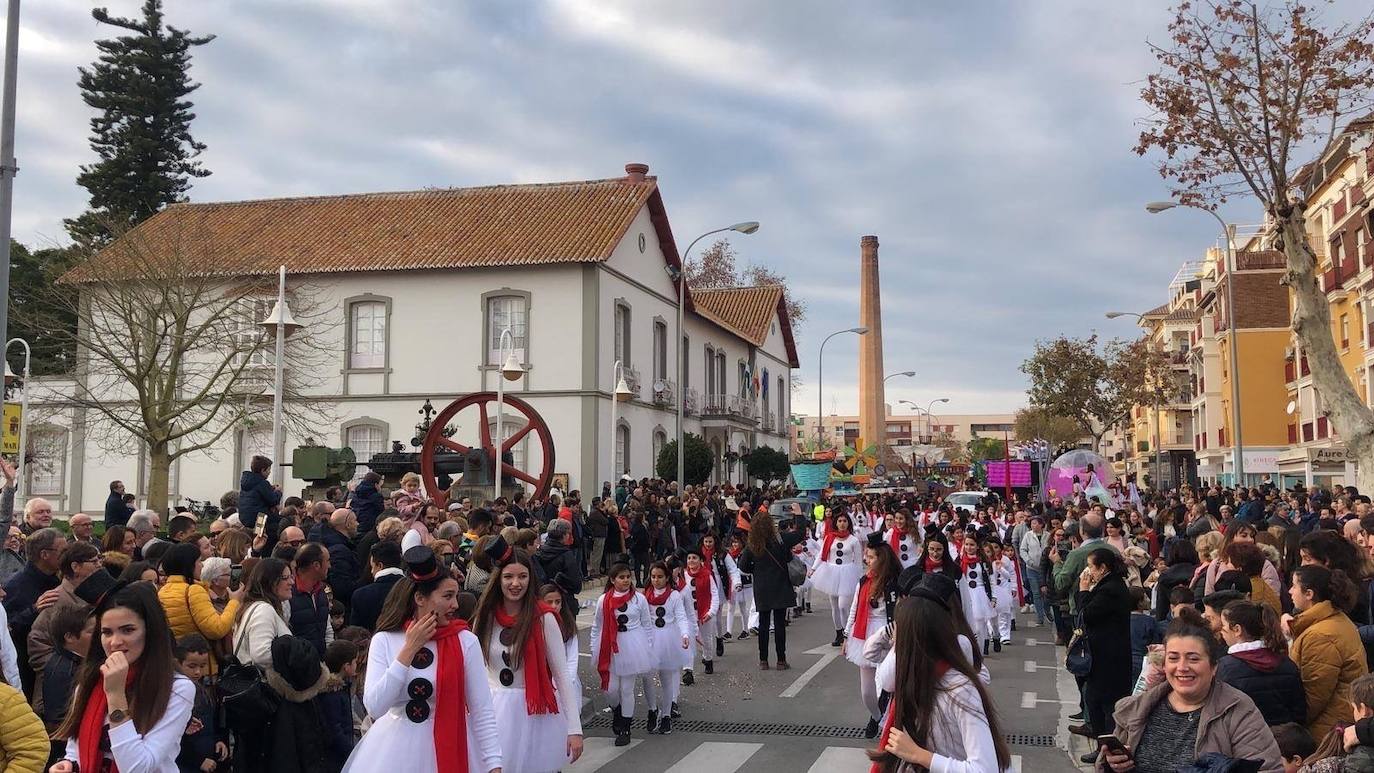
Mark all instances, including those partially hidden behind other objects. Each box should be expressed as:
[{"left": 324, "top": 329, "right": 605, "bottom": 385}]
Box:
[
  {"left": 51, "top": 582, "right": 197, "bottom": 773},
  {"left": 738, "top": 513, "right": 808, "bottom": 670},
  {"left": 1285, "top": 564, "right": 1368, "bottom": 740},
  {"left": 472, "top": 544, "right": 583, "bottom": 772},
  {"left": 343, "top": 546, "right": 501, "bottom": 773},
  {"left": 157, "top": 542, "right": 244, "bottom": 672},
  {"left": 868, "top": 594, "right": 1011, "bottom": 772},
  {"left": 810, "top": 510, "right": 864, "bottom": 648},
  {"left": 1099, "top": 608, "right": 1282, "bottom": 773}
]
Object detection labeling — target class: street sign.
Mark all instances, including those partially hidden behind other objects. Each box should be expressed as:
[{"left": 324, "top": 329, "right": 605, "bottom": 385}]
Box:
[
  {"left": 1, "top": 403, "right": 20, "bottom": 454},
  {"left": 873, "top": 463, "right": 887, "bottom": 476}
]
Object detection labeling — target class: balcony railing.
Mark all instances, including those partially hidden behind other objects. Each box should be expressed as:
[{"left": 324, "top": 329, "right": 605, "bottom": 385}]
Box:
[
  {"left": 683, "top": 388, "right": 700, "bottom": 416},
  {"left": 651, "top": 379, "right": 676, "bottom": 407},
  {"left": 727, "top": 395, "right": 756, "bottom": 420},
  {"left": 704, "top": 393, "right": 727, "bottom": 415},
  {"left": 762, "top": 413, "right": 776, "bottom": 432},
  {"left": 622, "top": 366, "right": 641, "bottom": 398}
]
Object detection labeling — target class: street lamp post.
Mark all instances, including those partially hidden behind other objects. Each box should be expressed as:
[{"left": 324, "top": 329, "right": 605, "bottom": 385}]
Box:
[
  {"left": 258, "top": 265, "right": 300, "bottom": 488},
  {"left": 816, "top": 327, "right": 869, "bottom": 445},
  {"left": 1147, "top": 201, "right": 1243, "bottom": 485},
  {"left": 667, "top": 221, "right": 759, "bottom": 490},
  {"left": 609, "top": 360, "right": 633, "bottom": 485},
  {"left": 493, "top": 328, "right": 525, "bottom": 504},
  {"left": 885, "top": 371, "right": 916, "bottom": 383},
  {"left": 5, "top": 336, "right": 29, "bottom": 498},
  {"left": 1106, "top": 310, "right": 1164, "bottom": 490}
]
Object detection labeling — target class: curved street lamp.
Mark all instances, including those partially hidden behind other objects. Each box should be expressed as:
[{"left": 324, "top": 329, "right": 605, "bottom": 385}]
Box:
[{"left": 816, "top": 327, "right": 869, "bottom": 444}]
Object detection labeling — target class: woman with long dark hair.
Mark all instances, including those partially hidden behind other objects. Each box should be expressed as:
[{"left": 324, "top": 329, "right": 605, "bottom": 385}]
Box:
[
  {"left": 846, "top": 534, "right": 901, "bottom": 738},
  {"left": 957, "top": 535, "right": 997, "bottom": 655},
  {"left": 884, "top": 509, "right": 922, "bottom": 570},
  {"left": 589, "top": 562, "right": 652, "bottom": 746},
  {"left": 641, "top": 561, "right": 690, "bottom": 734},
  {"left": 868, "top": 594, "right": 1011, "bottom": 772},
  {"left": 1072, "top": 548, "right": 1133, "bottom": 753},
  {"left": 1216, "top": 599, "right": 1306, "bottom": 727},
  {"left": 538, "top": 581, "right": 581, "bottom": 718},
  {"left": 472, "top": 544, "right": 583, "bottom": 771},
  {"left": 50, "top": 582, "right": 195, "bottom": 773},
  {"left": 343, "top": 546, "right": 501, "bottom": 773},
  {"left": 157, "top": 542, "right": 243, "bottom": 673},
  {"left": 1286, "top": 563, "right": 1367, "bottom": 740}
]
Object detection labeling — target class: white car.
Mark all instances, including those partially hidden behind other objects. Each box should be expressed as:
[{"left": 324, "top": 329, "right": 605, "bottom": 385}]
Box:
[{"left": 945, "top": 490, "right": 989, "bottom": 516}]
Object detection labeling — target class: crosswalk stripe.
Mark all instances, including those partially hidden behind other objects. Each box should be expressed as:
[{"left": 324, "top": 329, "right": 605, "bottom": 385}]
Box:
[
  {"left": 566, "top": 736, "right": 641, "bottom": 770},
  {"left": 806, "top": 746, "right": 869, "bottom": 773},
  {"left": 1011, "top": 753, "right": 1023, "bottom": 772},
  {"left": 663, "top": 741, "right": 763, "bottom": 772}
]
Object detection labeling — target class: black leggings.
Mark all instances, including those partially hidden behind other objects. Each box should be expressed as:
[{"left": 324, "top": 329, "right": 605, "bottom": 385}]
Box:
[
  {"left": 756, "top": 607, "right": 788, "bottom": 661},
  {"left": 632, "top": 552, "right": 651, "bottom": 585}
]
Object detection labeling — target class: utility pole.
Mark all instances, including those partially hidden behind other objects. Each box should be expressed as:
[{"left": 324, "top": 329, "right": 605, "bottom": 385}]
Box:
[{"left": 0, "top": 0, "right": 21, "bottom": 351}]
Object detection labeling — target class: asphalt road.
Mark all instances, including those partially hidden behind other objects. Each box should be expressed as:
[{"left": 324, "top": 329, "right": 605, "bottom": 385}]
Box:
[{"left": 565, "top": 586, "right": 1081, "bottom": 772}]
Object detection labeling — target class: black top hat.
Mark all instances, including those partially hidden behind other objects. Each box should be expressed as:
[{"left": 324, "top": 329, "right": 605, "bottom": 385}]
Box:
[
  {"left": 865, "top": 531, "right": 887, "bottom": 550},
  {"left": 482, "top": 534, "right": 513, "bottom": 568},
  {"left": 74, "top": 568, "right": 118, "bottom": 606},
  {"left": 552, "top": 571, "right": 579, "bottom": 597},
  {"left": 403, "top": 546, "right": 442, "bottom": 583},
  {"left": 912, "top": 573, "right": 958, "bottom": 610}
]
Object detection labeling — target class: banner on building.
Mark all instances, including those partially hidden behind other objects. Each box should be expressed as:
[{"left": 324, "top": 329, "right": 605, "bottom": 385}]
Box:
[{"left": 1, "top": 404, "right": 20, "bottom": 454}]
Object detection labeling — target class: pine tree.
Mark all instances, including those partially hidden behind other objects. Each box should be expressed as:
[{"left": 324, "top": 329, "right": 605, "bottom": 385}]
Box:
[{"left": 65, "top": 0, "right": 214, "bottom": 244}]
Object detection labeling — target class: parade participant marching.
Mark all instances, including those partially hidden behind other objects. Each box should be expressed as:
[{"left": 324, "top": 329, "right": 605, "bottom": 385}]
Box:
[
  {"left": 958, "top": 535, "right": 998, "bottom": 654},
  {"left": 678, "top": 546, "right": 721, "bottom": 682},
  {"left": 845, "top": 533, "right": 901, "bottom": 738},
  {"left": 643, "top": 561, "right": 690, "bottom": 735},
  {"left": 538, "top": 575, "right": 582, "bottom": 718},
  {"left": 810, "top": 510, "right": 864, "bottom": 647},
  {"left": 700, "top": 533, "right": 740, "bottom": 656},
  {"left": 343, "top": 546, "right": 502, "bottom": 773},
  {"left": 986, "top": 538, "right": 1017, "bottom": 647},
  {"left": 725, "top": 532, "right": 756, "bottom": 640},
  {"left": 472, "top": 538, "right": 584, "bottom": 772},
  {"left": 589, "top": 562, "right": 653, "bottom": 746},
  {"left": 885, "top": 509, "right": 922, "bottom": 570}
]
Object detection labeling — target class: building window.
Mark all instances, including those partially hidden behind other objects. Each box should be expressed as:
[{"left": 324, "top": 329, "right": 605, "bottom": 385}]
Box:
[
  {"left": 738, "top": 362, "right": 748, "bottom": 398},
  {"left": 615, "top": 422, "right": 630, "bottom": 476},
  {"left": 777, "top": 376, "right": 786, "bottom": 429},
  {"left": 234, "top": 297, "right": 275, "bottom": 368},
  {"left": 488, "top": 417, "right": 528, "bottom": 479},
  {"left": 1341, "top": 313, "right": 1350, "bottom": 349},
  {"left": 343, "top": 422, "right": 388, "bottom": 483},
  {"left": 716, "top": 351, "right": 726, "bottom": 397},
  {"left": 347, "top": 299, "right": 388, "bottom": 369},
  {"left": 705, "top": 346, "right": 716, "bottom": 397},
  {"left": 236, "top": 426, "right": 273, "bottom": 478},
  {"left": 682, "top": 335, "right": 690, "bottom": 388},
  {"left": 653, "top": 320, "right": 667, "bottom": 382},
  {"left": 26, "top": 428, "right": 66, "bottom": 497},
  {"left": 652, "top": 429, "right": 667, "bottom": 466},
  {"left": 486, "top": 294, "right": 528, "bottom": 365},
  {"left": 614, "top": 302, "right": 631, "bottom": 365}
]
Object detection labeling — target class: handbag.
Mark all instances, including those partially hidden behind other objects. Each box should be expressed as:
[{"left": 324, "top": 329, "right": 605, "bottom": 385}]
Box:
[
  {"left": 1064, "top": 612, "right": 1092, "bottom": 677},
  {"left": 767, "top": 543, "right": 807, "bottom": 587},
  {"left": 220, "top": 604, "right": 281, "bottom": 732}
]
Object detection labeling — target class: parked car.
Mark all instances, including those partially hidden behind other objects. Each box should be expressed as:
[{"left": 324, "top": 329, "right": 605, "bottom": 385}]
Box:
[{"left": 945, "top": 490, "right": 989, "bottom": 516}]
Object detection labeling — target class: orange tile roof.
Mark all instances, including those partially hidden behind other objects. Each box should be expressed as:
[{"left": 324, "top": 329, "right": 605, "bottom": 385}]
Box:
[
  {"left": 691, "top": 285, "right": 799, "bottom": 367},
  {"left": 63, "top": 176, "right": 658, "bottom": 281}
]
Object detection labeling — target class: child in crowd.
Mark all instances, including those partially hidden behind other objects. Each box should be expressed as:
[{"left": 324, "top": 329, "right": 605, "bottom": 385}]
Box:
[
  {"left": 175, "top": 633, "right": 228, "bottom": 773},
  {"left": 329, "top": 600, "right": 346, "bottom": 637},
  {"left": 1127, "top": 587, "right": 1160, "bottom": 688},
  {"left": 1273, "top": 722, "right": 1317, "bottom": 773},
  {"left": 42, "top": 606, "right": 93, "bottom": 764},
  {"left": 320, "top": 639, "right": 360, "bottom": 772}
]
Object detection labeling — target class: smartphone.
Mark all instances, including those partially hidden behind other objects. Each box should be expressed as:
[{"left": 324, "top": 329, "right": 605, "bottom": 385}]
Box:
[{"left": 1097, "top": 735, "right": 1129, "bottom": 755}]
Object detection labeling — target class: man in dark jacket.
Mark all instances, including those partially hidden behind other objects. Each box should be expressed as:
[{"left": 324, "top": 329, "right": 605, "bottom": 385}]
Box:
[
  {"left": 348, "top": 473, "right": 386, "bottom": 535},
  {"left": 238, "top": 456, "right": 282, "bottom": 531},
  {"left": 288, "top": 542, "right": 332, "bottom": 657},
  {"left": 533, "top": 519, "right": 581, "bottom": 601},
  {"left": 349, "top": 541, "right": 404, "bottom": 632},
  {"left": 104, "top": 480, "right": 132, "bottom": 528},
  {"left": 2, "top": 528, "right": 64, "bottom": 697},
  {"left": 310, "top": 509, "right": 361, "bottom": 609}
]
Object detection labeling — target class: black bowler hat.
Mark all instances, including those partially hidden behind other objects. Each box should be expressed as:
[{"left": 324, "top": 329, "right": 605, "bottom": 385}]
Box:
[
  {"left": 553, "top": 571, "right": 579, "bottom": 597},
  {"left": 482, "top": 535, "right": 513, "bottom": 567},
  {"left": 866, "top": 531, "right": 886, "bottom": 550},
  {"left": 403, "top": 546, "right": 442, "bottom": 582}
]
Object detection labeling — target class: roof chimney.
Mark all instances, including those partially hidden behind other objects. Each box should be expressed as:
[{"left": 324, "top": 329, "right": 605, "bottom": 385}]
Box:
[{"left": 624, "top": 163, "right": 649, "bottom": 183}]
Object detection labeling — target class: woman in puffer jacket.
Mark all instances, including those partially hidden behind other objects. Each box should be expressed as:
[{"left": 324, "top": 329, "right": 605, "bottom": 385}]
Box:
[
  {"left": 158, "top": 543, "right": 244, "bottom": 673},
  {"left": 1215, "top": 599, "right": 1306, "bottom": 727}
]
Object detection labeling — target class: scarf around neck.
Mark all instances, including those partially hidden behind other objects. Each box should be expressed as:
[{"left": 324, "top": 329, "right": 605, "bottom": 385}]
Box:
[{"left": 492, "top": 603, "right": 560, "bottom": 715}]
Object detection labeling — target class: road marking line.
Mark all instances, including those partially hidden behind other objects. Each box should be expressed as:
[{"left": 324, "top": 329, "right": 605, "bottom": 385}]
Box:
[
  {"left": 1011, "top": 753, "right": 1022, "bottom": 772},
  {"left": 1025, "top": 638, "right": 1039, "bottom": 646},
  {"left": 1024, "top": 660, "right": 1061, "bottom": 672},
  {"left": 566, "top": 736, "right": 641, "bottom": 770},
  {"left": 1022, "top": 690, "right": 1075, "bottom": 708},
  {"left": 664, "top": 741, "right": 763, "bottom": 773},
  {"left": 807, "top": 746, "right": 869, "bottom": 773},
  {"left": 781, "top": 644, "right": 841, "bottom": 699}
]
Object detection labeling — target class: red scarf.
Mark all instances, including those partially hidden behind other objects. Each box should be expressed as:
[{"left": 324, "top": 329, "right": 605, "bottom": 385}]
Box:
[
  {"left": 492, "top": 604, "right": 560, "bottom": 715},
  {"left": 820, "top": 529, "right": 851, "bottom": 561},
  {"left": 415, "top": 618, "right": 470, "bottom": 773},
  {"left": 79, "top": 663, "right": 141, "bottom": 773},
  {"left": 679, "top": 566, "right": 712, "bottom": 622},
  {"left": 887, "top": 528, "right": 904, "bottom": 554},
  {"left": 923, "top": 553, "right": 943, "bottom": 574},
  {"left": 850, "top": 575, "right": 876, "bottom": 643},
  {"left": 596, "top": 589, "right": 635, "bottom": 690},
  {"left": 960, "top": 550, "right": 980, "bottom": 576},
  {"left": 870, "top": 661, "right": 951, "bottom": 773},
  {"left": 728, "top": 546, "right": 742, "bottom": 560},
  {"left": 644, "top": 584, "right": 673, "bottom": 607}
]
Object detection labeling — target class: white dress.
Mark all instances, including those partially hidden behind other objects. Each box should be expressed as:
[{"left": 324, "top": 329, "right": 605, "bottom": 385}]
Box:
[
  {"left": 343, "top": 629, "right": 503, "bottom": 773},
  {"left": 483, "top": 612, "right": 584, "bottom": 773},
  {"left": 679, "top": 570, "right": 720, "bottom": 662},
  {"left": 646, "top": 588, "right": 692, "bottom": 669},
  {"left": 959, "top": 560, "right": 996, "bottom": 628},
  {"left": 589, "top": 590, "right": 654, "bottom": 677},
  {"left": 809, "top": 533, "right": 863, "bottom": 597},
  {"left": 843, "top": 578, "right": 893, "bottom": 666},
  {"left": 991, "top": 558, "right": 1017, "bottom": 611},
  {"left": 885, "top": 530, "right": 922, "bottom": 569}
]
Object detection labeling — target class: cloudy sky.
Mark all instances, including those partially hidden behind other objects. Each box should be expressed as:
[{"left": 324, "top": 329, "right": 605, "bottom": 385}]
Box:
[{"left": 11, "top": 1, "right": 1275, "bottom": 416}]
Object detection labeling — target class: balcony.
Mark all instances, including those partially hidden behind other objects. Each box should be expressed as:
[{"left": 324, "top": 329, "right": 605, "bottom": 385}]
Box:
[
  {"left": 650, "top": 378, "right": 676, "bottom": 407},
  {"left": 727, "top": 395, "right": 757, "bottom": 420},
  {"left": 622, "top": 366, "right": 642, "bottom": 399},
  {"left": 704, "top": 394, "right": 727, "bottom": 415},
  {"left": 762, "top": 413, "right": 776, "bottom": 432},
  {"left": 683, "top": 388, "right": 700, "bottom": 416}
]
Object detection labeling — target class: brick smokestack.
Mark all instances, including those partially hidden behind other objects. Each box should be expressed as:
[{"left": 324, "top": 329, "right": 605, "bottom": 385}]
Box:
[{"left": 858, "top": 235, "right": 885, "bottom": 454}]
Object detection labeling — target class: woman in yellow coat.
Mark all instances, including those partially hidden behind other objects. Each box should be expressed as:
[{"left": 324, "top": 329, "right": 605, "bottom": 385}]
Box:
[
  {"left": 157, "top": 542, "right": 243, "bottom": 671},
  {"left": 1284, "top": 564, "right": 1369, "bottom": 741},
  {"left": 0, "top": 680, "right": 48, "bottom": 772}
]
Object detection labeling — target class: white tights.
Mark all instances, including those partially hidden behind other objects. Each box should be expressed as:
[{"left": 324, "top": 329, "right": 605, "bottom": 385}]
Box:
[
  {"left": 642, "top": 669, "right": 680, "bottom": 713},
  {"left": 858, "top": 665, "right": 880, "bottom": 722},
  {"left": 831, "top": 595, "right": 853, "bottom": 631},
  {"left": 606, "top": 674, "right": 636, "bottom": 718},
  {"left": 726, "top": 587, "right": 755, "bottom": 635}
]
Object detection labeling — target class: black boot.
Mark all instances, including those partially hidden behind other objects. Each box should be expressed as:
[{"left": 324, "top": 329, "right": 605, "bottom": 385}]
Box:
[
  {"left": 646, "top": 709, "right": 659, "bottom": 734},
  {"left": 983, "top": 638, "right": 991, "bottom": 655},
  {"left": 715, "top": 637, "right": 725, "bottom": 657},
  {"left": 671, "top": 701, "right": 682, "bottom": 718},
  {"left": 993, "top": 639, "right": 1003, "bottom": 653},
  {"left": 704, "top": 660, "right": 714, "bottom": 675},
  {"left": 864, "top": 717, "right": 880, "bottom": 739},
  {"left": 805, "top": 602, "right": 813, "bottom": 613},
  {"left": 613, "top": 706, "right": 631, "bottom": 746},
  {"left": 681, "top": 669, "right": 694, "bottom": 686},
  {"left": 831, "top": 629, "right": 844, "bottom": 647},
  {"left": 659, "top": 715, "right": 673, "bottom": 734}
]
